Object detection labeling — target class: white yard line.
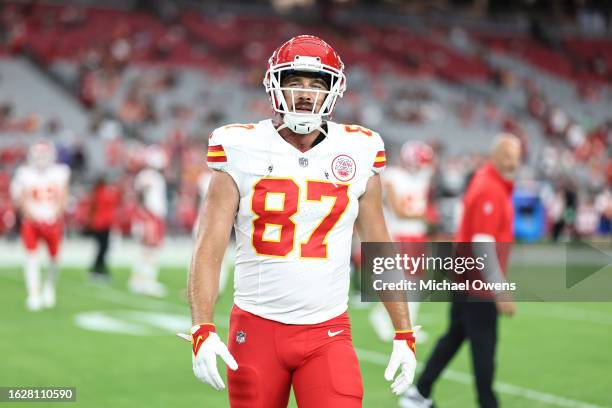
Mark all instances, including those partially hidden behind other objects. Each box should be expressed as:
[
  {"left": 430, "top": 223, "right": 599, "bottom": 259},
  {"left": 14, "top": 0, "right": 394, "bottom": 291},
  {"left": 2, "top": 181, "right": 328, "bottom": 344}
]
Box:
[
  {"left": 1, "top": 271, "right": 608, "bottom": 408},
  {"left": 355, "top": 349, "right": 606, "bottom": 408},
  {"left": 518, "top": 304, "right": 612, "bottom": 327}
]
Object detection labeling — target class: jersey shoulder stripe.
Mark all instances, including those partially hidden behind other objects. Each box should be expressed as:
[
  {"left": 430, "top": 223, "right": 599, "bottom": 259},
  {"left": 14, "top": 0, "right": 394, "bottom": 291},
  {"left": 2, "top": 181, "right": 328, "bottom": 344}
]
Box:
[
  {"left": 374, "top": 150, "right": 386, "bottom": 168},
  {"left": 206, "top": 122, "right": 263, "bottom": 174},
  {"left": 207, "top": 145, "right": 227, "bottom": 163}
]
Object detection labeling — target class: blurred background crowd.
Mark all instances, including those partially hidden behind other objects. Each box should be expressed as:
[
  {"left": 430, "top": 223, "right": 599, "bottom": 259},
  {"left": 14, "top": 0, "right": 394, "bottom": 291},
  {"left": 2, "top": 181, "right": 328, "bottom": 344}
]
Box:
[{"left": 0, "top": 0, "right": 610, "bottom": 242}]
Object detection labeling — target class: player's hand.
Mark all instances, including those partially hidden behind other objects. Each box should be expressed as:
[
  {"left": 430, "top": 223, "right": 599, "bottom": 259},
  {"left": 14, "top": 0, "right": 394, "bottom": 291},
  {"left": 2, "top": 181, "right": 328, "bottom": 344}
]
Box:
[
  {"left": 496, "top": 300, "right": 516, "bottom": 317},
  {"left": 384, "top": 327, "right": 418, "bottom": 396},
  {"left": 177, "top": 323, "right": 238, "bottom": 390}
]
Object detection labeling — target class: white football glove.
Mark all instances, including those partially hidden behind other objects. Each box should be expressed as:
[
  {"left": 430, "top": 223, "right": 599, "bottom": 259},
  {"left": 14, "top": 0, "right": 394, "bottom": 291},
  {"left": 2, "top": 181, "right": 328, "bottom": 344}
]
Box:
[
  {"left": 384, "top": 327, "right": 419, "bottom": 396},
  {"left": 177, "top": 323, "right": 238, "bottom": 391}
]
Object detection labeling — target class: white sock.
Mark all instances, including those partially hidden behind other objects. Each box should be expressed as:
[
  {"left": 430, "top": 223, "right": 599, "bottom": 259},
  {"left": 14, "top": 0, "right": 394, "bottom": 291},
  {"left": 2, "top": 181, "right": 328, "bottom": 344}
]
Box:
[
  {"left": 24, "top": 254, "right": 41, "bottom": 299},
  {"left": 140, "top": 248, "right": 159, "bottom": 283},
  {"left": 46, "top": 260, "right": 59, "bottom": 289}
]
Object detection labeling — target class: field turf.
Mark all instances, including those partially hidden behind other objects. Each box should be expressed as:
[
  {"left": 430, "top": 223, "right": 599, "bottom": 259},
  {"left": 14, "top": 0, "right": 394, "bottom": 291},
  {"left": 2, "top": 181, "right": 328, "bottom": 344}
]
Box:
[{"left": 0, "top": 265, "right": 610, "bottom": 408}]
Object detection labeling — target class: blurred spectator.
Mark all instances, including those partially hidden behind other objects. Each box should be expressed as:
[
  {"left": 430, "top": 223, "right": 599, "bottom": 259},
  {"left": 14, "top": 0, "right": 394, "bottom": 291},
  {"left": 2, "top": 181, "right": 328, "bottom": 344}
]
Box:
[
  {"left": 543, "top": 184, "right": 566, "bottom": 242},
  {"left": 575, "top": 194, "right": 600, "bottom": 238},
  {"left": 87, "top": 177, "right": 120, "bottom": 282},
  {"left": 595, "top": 187, "right": 612, "bottom": 237},
  {"left": 0, "top": 0, "right": 609, "bottom": 245}
]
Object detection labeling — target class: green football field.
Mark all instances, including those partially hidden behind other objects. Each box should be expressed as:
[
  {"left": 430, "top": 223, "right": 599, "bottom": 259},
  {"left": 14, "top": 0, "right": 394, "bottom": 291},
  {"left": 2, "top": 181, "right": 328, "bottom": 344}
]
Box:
[{"left": 1, "top": 265, "right": 611, "bottom": 408}]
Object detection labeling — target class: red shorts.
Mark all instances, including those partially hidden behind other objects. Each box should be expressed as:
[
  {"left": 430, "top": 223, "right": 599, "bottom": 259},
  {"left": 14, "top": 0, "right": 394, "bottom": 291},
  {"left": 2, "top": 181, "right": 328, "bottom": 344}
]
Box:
[
  {"left": 227, "top": 305, "right": 363, "bottom": 408},
  {"left": 20, "top": 220, "right": 63, "bottom": 258}
]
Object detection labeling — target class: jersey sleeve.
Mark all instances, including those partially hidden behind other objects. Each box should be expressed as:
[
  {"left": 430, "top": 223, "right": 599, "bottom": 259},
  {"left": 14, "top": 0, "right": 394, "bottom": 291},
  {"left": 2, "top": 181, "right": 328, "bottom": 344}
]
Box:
[
  {"left": 370, "top": 132, "right": 387, "bottom": 176},
  {"left": 206, "top": 127, "right": 241, "bottom": 186}
]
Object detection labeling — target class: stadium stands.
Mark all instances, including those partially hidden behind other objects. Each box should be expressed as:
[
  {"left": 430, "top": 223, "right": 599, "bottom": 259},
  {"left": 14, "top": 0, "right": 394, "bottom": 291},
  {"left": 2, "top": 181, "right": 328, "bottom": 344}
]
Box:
[{"left": 0, "top": 0, "right": 609, "bottom": 240}]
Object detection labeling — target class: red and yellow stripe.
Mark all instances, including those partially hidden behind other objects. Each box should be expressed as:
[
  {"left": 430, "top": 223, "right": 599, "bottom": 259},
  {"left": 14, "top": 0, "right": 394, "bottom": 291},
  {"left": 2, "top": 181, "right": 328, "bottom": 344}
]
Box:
[
  {"left": 373, "top": 150, "right": 386, "bottom": 168},
  {"left": 191, "top": 323, "right": 216, "bottom": 356},
  {"left": 394, "top": 329, "right": 417, "bottom": 355},
  {"left": 207, "top": 145, "right": 227, "bottom": 163}
]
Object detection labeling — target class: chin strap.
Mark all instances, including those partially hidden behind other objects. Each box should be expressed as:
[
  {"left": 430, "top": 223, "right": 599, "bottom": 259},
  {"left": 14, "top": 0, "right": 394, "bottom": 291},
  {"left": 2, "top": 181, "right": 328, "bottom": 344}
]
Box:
[
  {"left": 276, "top": 121, "right": 328, "bottom": 137},
  {"left": 281, "top": 111, "right": 330, "bottom": 135}
]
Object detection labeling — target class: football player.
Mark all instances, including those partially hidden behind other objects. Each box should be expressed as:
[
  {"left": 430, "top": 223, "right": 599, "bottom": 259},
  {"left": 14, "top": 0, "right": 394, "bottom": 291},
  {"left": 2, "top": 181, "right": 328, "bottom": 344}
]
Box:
[
  {"left": 371, "top": 141, "right": 435, "bottom": 342},
  {"left": 129, "top": 145, "right": 168, "bottom": 297},
  {"left": 383, "top": 140, "right": 435, "bottom": 244},
  {"left": 187, "top": 36, "right": 418, "bottom": 407},
  {"left": 10, "top": 140, "right": 70, "bottom": 311}
]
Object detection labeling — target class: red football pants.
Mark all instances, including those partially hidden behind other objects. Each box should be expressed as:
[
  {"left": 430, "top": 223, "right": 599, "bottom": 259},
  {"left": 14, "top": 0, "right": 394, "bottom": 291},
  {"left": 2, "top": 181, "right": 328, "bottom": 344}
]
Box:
[
  {"left": 227, "top": 305, "right": 363, "bottom": 408},
  {"left": 137, "top": 211, "right": 165, "bottom": 247},
  {"left": 20, "top": 220, "right": 63, "bottom": 259}
]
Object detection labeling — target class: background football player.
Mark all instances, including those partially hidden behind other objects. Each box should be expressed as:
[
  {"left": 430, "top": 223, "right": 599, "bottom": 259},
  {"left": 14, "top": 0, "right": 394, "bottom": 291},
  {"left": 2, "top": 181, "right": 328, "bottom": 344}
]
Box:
[
  {"left": 186, "top": 35, "right": 418, "bottom": 407},
  {"left": 370, "top": 140, "right": 436, "bottom": 343},
  {"left": 129, "top": 145, "right": 168, "bottom": 297},
  {"left": 10, "top": 140, "right": 70, "bottom": 311},
  {"left": 383, "top": 140, "right": 435, "bottom": 244}
]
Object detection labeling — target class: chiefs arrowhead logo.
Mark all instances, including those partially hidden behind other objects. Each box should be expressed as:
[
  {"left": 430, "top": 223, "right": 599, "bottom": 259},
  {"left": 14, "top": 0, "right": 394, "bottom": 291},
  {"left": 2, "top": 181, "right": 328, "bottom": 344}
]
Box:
[{"left": 331, "top": 154, "right": 356, "bottom": 182}]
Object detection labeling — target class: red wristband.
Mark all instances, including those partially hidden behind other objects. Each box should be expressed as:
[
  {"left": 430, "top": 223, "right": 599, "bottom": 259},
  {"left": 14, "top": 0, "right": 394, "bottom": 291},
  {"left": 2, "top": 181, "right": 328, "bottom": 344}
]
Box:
[
  {"left": 394, "top": 330, "right": 416, "bottom": 355},
  {"left": 191, "top": 323, "right": 216, "bottom": 356}
]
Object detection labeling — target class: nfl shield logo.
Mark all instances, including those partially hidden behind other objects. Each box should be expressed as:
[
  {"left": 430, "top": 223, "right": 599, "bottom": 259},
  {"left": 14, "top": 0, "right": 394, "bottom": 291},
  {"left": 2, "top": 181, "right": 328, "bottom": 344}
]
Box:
[
  {"left": 235, "top": 331, "right": 246, "bottom": 344},
  {"left": 299, "top": 157, "right": 309, "bottom": 167}
]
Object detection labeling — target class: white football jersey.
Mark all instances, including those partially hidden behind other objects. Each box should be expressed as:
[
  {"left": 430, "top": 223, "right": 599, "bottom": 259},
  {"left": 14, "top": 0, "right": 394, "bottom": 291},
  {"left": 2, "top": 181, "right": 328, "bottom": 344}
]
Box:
[
  {"left": 134, "top": 168, "right": 167, "bottom": 218},
  {"left": 10, "top": 164, "right": 70, "bottom": 223},
  {"left": 207, "top": 119, "right": 386, "bottom": 324},
  {"left": 382, "top": 166, "right": 431, "bottom": 237}
]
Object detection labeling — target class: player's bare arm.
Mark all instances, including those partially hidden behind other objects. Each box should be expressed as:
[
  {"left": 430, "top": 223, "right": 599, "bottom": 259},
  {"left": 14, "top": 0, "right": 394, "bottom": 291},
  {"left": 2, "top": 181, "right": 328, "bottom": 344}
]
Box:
[
  {"left": 356, "top": 174, "right": 411, "bottom": 331},
  {"left": 10, "top": 176, "right": 30, "bottom": 220},
  {"left": 186, "top": 169, "right": 239, "bottom": 391},
  {"left": 15, "top": 191, "right": 30, "bottom": 220},
  {"left": 356, "top": 173, "right": 418, "bottom": 395},
  {"left": 189, "top": 170, "right": 239, "bottom": 324}
]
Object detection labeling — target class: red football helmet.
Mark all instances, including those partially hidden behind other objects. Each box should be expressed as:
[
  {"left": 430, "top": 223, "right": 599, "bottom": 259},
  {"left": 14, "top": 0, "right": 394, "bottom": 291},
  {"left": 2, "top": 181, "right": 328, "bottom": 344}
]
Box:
[
  {"left": 400, "top": 141, "right": 435, "bottom": 170},
  {"left": 263, "top": 35, "right": 346, "bottom": 134}
]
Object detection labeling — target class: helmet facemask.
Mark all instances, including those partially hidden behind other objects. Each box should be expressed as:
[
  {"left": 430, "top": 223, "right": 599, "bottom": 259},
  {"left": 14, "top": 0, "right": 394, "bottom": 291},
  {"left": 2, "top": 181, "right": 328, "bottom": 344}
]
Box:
[{"left": 264, "top": 55, "right": 346, "bottom": 134}]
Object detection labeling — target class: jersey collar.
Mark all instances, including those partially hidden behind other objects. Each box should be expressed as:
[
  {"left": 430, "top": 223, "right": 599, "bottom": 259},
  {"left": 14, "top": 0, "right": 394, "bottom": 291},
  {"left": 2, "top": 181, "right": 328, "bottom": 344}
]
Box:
[{"left": 264, "top": 119, "right": 331, "bottom": 156}]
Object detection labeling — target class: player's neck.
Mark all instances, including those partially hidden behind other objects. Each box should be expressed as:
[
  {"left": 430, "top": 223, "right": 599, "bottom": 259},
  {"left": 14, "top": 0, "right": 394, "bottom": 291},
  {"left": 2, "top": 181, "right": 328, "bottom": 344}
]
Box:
[{"left": 277, "top": 126, "right": 323, "bottom": 153}]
